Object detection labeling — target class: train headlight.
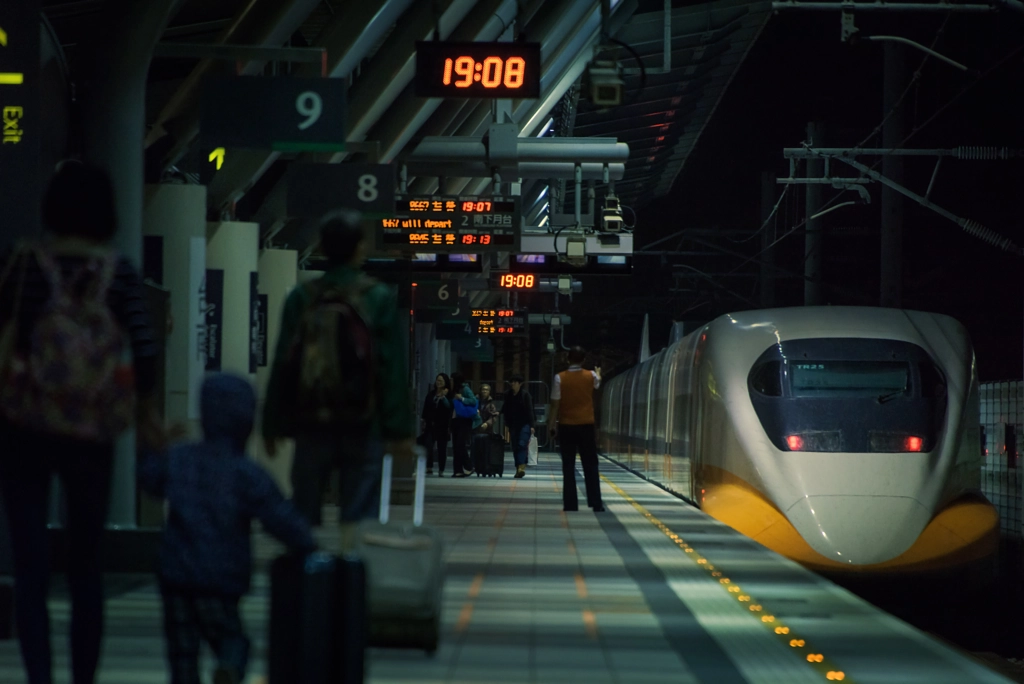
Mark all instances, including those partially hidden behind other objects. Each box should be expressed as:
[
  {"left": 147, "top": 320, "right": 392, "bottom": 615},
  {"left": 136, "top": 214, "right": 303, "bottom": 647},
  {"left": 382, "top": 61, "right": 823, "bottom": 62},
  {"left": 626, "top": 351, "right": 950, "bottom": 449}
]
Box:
[
  {"left": 784, "top": 431, "right": 842, "bottom": 452},
  {"left": 868, "top": 432, "right": 927, "bottom": 452}
]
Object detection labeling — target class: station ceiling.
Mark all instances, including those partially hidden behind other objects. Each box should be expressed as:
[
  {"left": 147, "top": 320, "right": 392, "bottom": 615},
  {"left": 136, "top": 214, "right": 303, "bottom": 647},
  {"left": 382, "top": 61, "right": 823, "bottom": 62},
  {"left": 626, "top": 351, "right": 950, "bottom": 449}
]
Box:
[{"left": 41, "top": 0, "right": 771, "bottom": 262}]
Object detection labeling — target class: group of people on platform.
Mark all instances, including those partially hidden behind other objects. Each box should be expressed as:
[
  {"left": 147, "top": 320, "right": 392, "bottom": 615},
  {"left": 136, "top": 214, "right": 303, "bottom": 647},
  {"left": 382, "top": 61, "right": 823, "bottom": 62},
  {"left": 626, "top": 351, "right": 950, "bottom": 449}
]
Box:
[
  {"left": 419, "top": 346, "right": 605, "bottom": 512},
  {"left": 0, "top": 161, "right": 604, "bottom": 684},
  {"left": 420, "top": 372, "right": 537, "bottom": 479}
]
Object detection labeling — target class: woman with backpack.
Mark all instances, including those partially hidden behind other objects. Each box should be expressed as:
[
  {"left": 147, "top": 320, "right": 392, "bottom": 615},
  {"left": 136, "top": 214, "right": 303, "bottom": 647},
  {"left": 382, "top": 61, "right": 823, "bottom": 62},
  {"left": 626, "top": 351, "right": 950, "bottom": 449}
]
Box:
[
  {"left": 0, "top": 161, "right": 159, "bottom": 684},
  {"left": 449, "top": 373, "right": 480, "bottom": 478},
  {"left": 421, "top": 373, "right": 452, "bottom": 476}
]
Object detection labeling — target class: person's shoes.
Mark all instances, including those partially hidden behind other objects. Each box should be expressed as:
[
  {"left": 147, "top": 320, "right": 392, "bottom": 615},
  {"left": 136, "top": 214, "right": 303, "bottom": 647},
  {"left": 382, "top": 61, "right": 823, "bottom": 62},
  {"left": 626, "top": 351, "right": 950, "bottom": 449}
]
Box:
[
  {"left": 592, "top": 506, "right": 606, "bottom": 513},
  {"left": 438, "top": 471, "right": 445, "bottom": 477},
  {"left": 465, "top": 468, "right": 475, "bottom": 476},
  {"left": 563, "top": 506, "right": 578, "bottom": 512},
  {"left": 452, "top": 472, "right": 468, "bottom": 478},
  {"left": 427, "top": 468, "right": 434, "bottom": 475},
  {"left": 514, "top": 464, "right": 526, "bottom": 478},
  {"left": 213, "top": 667, "right": 241, "bottom": 684}
]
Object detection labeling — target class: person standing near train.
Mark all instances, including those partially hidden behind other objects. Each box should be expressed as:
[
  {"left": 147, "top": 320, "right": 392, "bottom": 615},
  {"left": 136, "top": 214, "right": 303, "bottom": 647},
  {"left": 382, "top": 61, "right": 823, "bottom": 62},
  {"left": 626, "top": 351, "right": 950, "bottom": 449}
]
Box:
[{"left": 548, "top": 347, "right": 604, "bottom": 512}]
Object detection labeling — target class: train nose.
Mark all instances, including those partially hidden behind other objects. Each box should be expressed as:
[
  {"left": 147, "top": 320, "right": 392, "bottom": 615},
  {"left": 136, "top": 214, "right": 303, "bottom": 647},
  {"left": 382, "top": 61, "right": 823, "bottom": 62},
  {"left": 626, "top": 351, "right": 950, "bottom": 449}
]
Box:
[{"left": 785, "top": 496, "right": 932, "bottom": 565}]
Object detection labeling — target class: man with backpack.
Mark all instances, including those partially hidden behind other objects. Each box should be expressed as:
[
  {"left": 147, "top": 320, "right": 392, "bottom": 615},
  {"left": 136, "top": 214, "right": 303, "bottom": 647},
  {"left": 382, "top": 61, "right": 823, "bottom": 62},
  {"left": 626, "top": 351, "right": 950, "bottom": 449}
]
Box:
[{"left": 262, "top": 210, "right": 415, "bottom": 540}]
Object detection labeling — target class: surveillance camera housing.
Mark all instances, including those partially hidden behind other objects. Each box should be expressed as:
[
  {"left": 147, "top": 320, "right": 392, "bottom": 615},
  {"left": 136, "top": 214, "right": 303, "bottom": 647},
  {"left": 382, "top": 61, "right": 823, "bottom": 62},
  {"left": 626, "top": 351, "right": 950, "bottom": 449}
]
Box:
[{"left": 588, "top": 61, "right": 623, "bottom": 107}]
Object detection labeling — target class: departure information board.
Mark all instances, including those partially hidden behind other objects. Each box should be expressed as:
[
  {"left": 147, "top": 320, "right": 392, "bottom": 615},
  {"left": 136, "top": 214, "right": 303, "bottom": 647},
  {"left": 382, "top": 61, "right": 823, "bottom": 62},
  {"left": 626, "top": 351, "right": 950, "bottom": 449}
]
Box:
[
  {"left": 376, "top": 195, "right": 520, "bottom": 253},
  {"left": 469, "top": 308, "right": 528, "bottom": 337}
]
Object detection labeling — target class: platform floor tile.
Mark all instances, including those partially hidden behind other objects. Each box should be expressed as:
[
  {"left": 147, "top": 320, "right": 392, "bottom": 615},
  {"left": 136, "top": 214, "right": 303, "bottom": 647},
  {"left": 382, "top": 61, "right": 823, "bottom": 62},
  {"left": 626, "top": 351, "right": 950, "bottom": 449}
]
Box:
[{"left": 0, "top": 455, "right": 1015, "bottom": 683}]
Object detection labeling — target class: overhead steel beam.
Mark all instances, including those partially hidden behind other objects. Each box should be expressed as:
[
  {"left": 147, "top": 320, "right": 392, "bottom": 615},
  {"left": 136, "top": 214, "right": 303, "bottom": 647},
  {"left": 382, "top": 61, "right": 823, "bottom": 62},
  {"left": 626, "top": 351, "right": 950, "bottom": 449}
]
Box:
[
  {"left": 147, "top": 0, "right": 325, "bottom": 164},
  {"left": 206, "top": 0, "right": 410, "bottom": 207},
  {"left": 152, "top": 42, "right": 325, "bottom": 64},
  {"left": 458, "top": 0, "right": 638, "bottom": 197},
  {"left": 211, "top": 0, "right": 480, "bottom": 210},
  {"left": 771, "top": 0, "right": 998, "bottom": 10},
  {"left": 366, "top": 0, "right": 520, "bottom": 163}
]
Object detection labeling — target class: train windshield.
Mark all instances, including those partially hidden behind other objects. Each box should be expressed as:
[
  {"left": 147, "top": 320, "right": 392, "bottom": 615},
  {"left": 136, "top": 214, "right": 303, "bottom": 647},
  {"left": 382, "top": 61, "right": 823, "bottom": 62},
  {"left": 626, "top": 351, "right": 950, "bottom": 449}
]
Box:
[{"left": 789, "top": 361, "right": 909, "bottom": 398}]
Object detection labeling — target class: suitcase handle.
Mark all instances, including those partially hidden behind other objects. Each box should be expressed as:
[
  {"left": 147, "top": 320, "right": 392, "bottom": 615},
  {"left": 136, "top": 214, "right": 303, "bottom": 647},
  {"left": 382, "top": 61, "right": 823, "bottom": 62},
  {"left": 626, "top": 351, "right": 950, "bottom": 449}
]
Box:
[{"left": 378, "top": 447, "right": 428, "bottom": 527}]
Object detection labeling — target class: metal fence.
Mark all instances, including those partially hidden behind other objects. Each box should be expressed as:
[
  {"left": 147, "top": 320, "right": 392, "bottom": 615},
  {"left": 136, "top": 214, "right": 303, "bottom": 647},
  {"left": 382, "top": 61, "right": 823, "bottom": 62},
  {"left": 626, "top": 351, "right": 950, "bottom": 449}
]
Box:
[{"left": 980, "top": 381, "right": 1023, "bottom": 537}]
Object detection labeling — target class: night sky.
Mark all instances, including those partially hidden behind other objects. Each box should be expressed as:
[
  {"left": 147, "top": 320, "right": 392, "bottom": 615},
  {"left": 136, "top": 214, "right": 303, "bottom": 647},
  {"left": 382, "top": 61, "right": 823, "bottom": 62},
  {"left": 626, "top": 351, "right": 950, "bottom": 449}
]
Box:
[{"left": 567, "top": 9, "right": 1024, "bottom": 382}]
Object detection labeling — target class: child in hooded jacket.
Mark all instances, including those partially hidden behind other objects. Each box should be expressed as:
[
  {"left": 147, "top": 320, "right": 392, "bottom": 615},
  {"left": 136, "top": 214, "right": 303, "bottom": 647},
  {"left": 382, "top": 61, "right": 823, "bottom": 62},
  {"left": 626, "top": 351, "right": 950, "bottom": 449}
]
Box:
[{"left": 139, "top": 373, "right": 316, "bottom": 684}]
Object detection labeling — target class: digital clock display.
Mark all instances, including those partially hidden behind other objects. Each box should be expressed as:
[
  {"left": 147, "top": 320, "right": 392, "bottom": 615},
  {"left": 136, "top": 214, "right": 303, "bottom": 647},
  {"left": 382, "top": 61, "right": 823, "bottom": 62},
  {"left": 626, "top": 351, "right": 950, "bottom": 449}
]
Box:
[
  {"left": 377, "top": 195, "right": 521, "bottom": 253},
  {"left": 415, "top": 42, "right": 541, "bottom": 98},
  {"left": 499, "top": 274, "right": 536, "bottom": 289}
]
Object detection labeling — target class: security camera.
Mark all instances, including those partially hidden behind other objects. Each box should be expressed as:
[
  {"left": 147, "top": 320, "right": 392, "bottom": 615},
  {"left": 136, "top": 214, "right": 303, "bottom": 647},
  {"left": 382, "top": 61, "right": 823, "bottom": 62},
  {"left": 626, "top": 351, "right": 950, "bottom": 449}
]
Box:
[
  {"left": 601, "top": 194, "right": 623, "bottom": 233},
  {"left": 588, "top": 60, "right": 623, "bottom": 107}
]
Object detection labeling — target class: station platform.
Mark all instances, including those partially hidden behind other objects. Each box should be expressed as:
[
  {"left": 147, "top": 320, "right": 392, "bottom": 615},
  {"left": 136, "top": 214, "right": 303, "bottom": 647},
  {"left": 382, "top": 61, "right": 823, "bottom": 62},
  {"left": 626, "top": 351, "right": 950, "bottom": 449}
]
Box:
[{"left": 0, "top": 456, "right": 1015, "bottom": 683}]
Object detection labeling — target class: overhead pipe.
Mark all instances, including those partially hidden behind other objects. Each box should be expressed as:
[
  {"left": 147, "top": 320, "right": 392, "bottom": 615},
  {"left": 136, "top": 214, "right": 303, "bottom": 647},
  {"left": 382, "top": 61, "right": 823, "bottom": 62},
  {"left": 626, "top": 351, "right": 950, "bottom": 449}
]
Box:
[
  {"left": 409, "top": 137, "right": 629, "bottom": 163},
  {"left": 403, "top": 161, "right": 626, "bottom": 180}
]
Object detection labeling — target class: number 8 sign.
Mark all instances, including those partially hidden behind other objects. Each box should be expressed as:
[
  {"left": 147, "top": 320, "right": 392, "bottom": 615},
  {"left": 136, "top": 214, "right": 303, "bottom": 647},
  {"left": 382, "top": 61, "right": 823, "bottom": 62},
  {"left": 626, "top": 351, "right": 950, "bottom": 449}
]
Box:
[{"left": 285, "top": 162, "right": 396, "bottom": 218}]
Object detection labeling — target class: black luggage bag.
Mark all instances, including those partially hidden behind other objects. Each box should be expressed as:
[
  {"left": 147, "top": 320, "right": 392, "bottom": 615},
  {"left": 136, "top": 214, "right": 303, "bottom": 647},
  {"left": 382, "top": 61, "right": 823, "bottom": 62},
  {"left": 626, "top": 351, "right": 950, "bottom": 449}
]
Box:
[
  {"left": 473, "top": 433, "right": 505, "bottom": 477},
  {"left": 268, "top": 551, "right": 367, "bottom": 684}
]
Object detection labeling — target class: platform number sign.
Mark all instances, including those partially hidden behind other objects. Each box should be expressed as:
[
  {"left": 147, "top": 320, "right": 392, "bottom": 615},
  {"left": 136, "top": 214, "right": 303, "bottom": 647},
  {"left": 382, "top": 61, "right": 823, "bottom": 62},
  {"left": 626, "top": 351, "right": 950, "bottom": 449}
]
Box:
[
  {"left": 200, "top": 76, "right": 346, "bottom": 153},
  {"left": 286, "top": 162, "right": 396, "bottom": 218},
  {"left": 418, "top": 280, "right": 458, "bottom": 309}
]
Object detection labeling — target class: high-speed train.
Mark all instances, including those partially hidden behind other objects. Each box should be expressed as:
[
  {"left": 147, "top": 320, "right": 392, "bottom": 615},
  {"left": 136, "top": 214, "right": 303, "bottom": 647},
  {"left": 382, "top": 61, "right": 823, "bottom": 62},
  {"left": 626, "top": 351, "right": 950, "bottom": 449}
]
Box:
[{"left": 600, "top": 307, "right": 999, "bottom": 573}]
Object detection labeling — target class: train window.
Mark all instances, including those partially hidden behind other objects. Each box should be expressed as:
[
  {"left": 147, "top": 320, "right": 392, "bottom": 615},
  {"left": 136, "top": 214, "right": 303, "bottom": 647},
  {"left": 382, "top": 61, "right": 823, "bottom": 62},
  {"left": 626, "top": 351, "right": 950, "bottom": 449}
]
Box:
[
  {"left": 750, "top": 361, "right": 782, "bottom": 396},
  {"left": 789, "top": 361, "right": 909, "bottom": 398},
  {"left": 918, "top": 362, "right": 947, "bottom": 398}
]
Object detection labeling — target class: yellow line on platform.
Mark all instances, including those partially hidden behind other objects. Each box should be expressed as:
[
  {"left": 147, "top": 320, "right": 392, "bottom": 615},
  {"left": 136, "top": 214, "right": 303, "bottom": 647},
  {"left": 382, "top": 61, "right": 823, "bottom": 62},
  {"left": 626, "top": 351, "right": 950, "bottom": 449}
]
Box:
[{"left": 600, "top": 474, "right": 853, "bottom": 683}]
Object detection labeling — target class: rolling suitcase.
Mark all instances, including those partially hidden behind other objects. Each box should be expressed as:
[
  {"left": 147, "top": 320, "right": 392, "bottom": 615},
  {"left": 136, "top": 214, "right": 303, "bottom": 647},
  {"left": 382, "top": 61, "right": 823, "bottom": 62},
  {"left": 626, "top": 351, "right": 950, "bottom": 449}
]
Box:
[
  {"left": 268, "top": 551, "right": 367, "bottom": 684},
  {"left": 485, "top": 434, "right": 505, "bottom": 477},
  {"left": 473, "top": 433, "right": 505, "bottom": 477},
  {"left": 355, "top": 448, "right": 444, "bottom": 653}
]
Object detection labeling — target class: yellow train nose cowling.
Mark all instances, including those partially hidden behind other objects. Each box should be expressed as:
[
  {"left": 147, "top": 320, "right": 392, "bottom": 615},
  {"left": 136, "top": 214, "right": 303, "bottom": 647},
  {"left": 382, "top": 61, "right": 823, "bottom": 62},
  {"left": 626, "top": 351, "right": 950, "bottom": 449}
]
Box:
[{"left": 785, "top": 496, "right": 932, "bottom": 565}]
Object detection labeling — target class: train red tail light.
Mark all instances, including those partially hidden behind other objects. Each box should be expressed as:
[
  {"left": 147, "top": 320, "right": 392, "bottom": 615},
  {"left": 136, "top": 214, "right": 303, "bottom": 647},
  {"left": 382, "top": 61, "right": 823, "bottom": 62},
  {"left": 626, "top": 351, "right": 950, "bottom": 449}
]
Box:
[
  {"left": 786, "top": 435, "right": 805, "bottom": 451},
  {"left": 868, "top": 431, "right": 928, "bottom": 452}
]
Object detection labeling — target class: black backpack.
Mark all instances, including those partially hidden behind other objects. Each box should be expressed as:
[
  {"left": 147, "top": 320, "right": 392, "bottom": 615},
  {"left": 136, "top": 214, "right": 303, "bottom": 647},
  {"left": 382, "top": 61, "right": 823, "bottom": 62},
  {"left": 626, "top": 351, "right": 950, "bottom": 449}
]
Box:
[{"left": 284, "top": 277, "right": 376, "bottom": 429}]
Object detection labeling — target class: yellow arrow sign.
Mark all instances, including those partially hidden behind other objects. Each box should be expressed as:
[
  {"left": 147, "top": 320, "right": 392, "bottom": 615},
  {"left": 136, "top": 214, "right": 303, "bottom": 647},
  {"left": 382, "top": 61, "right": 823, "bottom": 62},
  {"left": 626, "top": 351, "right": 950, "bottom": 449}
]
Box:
[
  {"left": 0, "top": 26, "right": 7, "bottom": 47},
  {"left": 208, "top": 147, "right": 225, "bottom": 170}
]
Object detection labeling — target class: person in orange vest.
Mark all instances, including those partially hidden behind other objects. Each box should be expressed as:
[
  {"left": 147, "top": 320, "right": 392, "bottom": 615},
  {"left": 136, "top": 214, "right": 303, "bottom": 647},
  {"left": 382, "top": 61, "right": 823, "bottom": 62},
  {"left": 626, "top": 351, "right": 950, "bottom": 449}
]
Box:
[{"left": 548, "top": 346, "right": 604, "bottom": 512}]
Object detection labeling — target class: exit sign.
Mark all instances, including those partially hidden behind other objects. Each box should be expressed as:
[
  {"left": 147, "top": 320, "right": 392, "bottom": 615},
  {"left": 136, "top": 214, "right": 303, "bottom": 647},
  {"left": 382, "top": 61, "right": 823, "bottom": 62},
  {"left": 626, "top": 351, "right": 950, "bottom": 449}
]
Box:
[{"left": 0, "top": 0, "right": 41, "bottom": 244}]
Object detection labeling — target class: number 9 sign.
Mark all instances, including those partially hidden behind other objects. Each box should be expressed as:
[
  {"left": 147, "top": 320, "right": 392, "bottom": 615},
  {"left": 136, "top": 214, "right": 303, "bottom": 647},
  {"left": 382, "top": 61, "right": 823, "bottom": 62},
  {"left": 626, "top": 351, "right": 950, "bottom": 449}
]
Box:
[{"left": 296, "top": 92, "right": 323, "bottom": 130}]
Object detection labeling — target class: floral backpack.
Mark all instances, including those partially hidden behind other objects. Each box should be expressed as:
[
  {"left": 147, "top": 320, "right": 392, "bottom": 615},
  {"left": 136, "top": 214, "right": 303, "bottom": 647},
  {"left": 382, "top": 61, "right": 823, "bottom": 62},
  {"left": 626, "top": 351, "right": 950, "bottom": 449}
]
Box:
[{"left": 0, "top": 245, "right": 135, "bottom": 442}]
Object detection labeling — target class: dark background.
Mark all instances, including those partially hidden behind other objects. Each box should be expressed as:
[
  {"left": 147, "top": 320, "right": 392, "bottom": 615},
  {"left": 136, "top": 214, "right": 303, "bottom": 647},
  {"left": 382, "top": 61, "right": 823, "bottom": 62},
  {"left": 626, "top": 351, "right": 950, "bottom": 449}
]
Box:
[{"left": 558, "top": 9, "right": 1024, "bottom": 382}]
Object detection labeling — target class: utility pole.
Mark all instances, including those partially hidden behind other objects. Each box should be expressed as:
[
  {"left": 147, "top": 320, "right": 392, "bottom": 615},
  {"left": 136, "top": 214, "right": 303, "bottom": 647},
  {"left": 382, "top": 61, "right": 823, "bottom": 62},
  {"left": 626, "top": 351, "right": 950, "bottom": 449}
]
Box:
[
  {"left": 760, "top": 171, "right": 777, "bottom": 308},
  {"left": 881, "top": 38, "right": 907, "bottom": 308},
  {"left": 804, "top": 122, "right": 825, "bottom": 306}
]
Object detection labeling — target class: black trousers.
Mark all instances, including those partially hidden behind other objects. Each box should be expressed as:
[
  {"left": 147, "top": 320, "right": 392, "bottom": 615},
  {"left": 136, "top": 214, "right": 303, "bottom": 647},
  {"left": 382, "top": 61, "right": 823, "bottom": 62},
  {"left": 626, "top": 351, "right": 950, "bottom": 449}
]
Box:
[
  {"left": 291, "top": 430, "right": 381, "bottom": 526},
  {"left": 451, "top": 418, "right": 474, "bottom": 475},
  {"left": 425, "top": 432, "right": 448, "bottom": 473},
  {"left": 161, "top": 588, "right": 249, "bottom": 684},
  {"left": 558, "top": 424, "right": 603, "bottom": 511},
  {"left": 0, "top": 423, "right": 113, "bottom": 684}
]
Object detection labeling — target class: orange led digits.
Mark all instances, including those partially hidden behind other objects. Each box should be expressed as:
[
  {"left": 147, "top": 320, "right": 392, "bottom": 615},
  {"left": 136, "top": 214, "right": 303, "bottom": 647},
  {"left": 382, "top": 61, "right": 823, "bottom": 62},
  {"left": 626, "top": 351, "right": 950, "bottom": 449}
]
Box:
[
  {"left": 454, "top": 56, "right": 474, "bottom": 88},
  {"left": 504, "top": 57, "right": 526, "bottom": 88}
]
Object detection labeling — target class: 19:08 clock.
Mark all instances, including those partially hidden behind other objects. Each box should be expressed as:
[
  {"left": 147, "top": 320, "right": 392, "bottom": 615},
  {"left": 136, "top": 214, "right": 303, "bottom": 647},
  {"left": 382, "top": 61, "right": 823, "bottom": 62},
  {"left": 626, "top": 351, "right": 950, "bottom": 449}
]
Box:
[{"left": 416, "top": 41, "right": 541, "bottom": 98}]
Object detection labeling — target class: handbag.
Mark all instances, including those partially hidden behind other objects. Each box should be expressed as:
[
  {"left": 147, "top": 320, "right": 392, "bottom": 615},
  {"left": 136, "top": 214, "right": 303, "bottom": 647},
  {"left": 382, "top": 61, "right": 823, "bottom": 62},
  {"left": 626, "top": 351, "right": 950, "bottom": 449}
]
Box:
[{"left": 527, "top": 435, "right": 539, "bottom": 466}]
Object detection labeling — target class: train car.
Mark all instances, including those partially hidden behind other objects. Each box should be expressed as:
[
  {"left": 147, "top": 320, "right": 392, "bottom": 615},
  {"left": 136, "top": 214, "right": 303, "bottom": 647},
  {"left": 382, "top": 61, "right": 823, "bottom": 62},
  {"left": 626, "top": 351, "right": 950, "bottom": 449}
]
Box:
[{"left": 600, "top": 306, "right": 999, "bottom": 573}]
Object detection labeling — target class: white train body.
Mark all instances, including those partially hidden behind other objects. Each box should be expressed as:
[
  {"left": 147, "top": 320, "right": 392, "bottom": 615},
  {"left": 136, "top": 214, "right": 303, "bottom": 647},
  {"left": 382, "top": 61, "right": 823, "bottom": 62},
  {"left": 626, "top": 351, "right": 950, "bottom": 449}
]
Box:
[{"left": 600, "top": 307, "right": 998, "bottom": 572}]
